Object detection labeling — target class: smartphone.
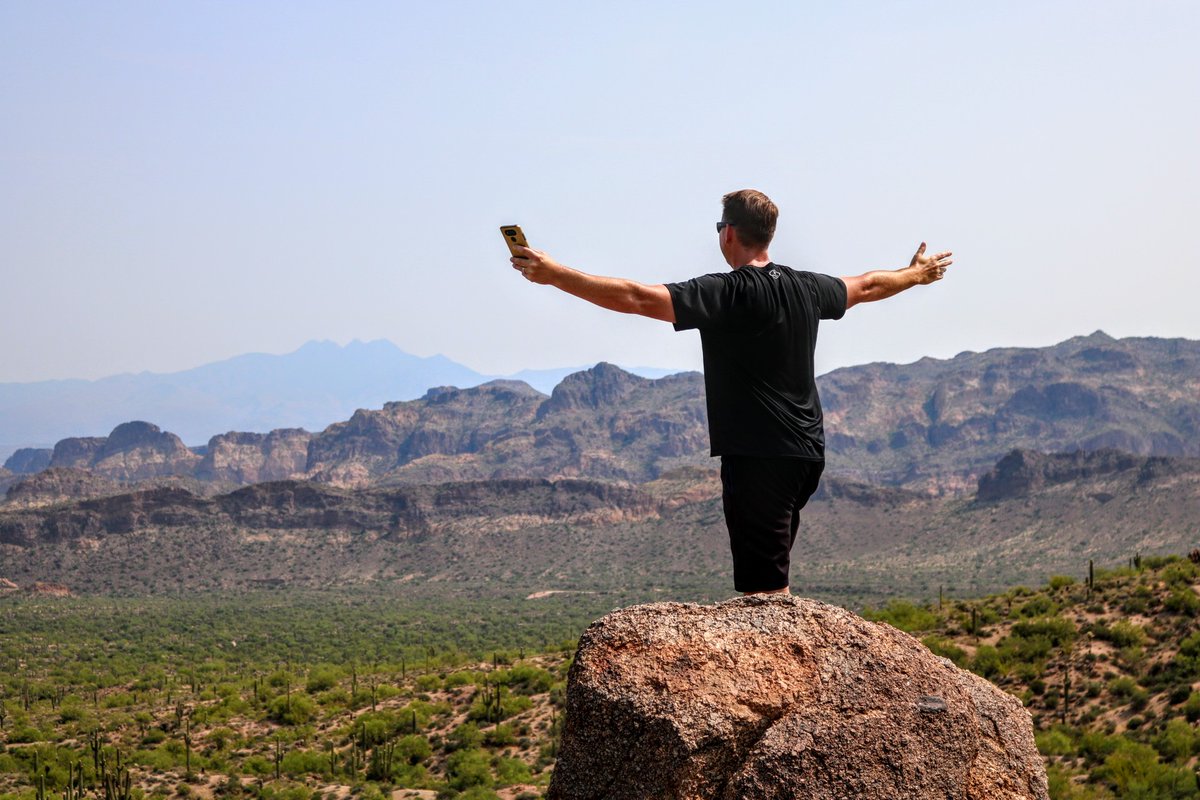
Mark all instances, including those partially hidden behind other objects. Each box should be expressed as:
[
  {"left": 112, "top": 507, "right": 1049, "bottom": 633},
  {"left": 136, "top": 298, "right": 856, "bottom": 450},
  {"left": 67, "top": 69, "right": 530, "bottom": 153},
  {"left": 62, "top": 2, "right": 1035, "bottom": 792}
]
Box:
[{"left": 499, "top": 225, "right": 529, "bottom": 257}]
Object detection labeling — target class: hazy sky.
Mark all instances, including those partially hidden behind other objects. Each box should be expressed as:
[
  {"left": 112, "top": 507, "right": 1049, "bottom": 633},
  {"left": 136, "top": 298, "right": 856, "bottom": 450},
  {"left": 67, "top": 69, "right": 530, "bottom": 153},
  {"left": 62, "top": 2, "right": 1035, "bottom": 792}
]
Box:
[{"left": 2, "top": 1, "right": 1197, "bottom": 384}]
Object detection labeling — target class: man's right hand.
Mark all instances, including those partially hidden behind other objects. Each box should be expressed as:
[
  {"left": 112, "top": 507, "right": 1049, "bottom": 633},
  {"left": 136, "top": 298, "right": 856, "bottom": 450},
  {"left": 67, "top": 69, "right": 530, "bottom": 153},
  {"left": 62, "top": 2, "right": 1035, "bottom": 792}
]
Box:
[{"left": 511, "top": 246, "right": 564, "bottom": 285}]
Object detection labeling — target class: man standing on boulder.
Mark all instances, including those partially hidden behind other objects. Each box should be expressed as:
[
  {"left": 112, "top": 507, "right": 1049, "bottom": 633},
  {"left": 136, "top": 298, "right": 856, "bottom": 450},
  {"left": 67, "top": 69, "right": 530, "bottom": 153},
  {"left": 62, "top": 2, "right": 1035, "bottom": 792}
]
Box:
[{"left": 510, "top": 189, "right": 952, "bottom": 595}]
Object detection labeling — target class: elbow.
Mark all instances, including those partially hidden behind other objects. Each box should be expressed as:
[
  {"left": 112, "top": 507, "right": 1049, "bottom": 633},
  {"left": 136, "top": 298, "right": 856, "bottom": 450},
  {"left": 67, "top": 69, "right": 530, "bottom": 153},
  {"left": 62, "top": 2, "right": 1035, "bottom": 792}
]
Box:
[
  {"left": 629, "top": 284, "right": 673, "bottom": 322},
  {"left": 858, "top": 275, "right": 881, "bottom": 301}
]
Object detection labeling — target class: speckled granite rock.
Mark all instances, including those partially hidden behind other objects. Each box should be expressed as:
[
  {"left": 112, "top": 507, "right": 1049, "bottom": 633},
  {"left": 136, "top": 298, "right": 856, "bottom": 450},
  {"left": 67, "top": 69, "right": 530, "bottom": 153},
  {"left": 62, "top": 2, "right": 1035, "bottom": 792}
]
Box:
[{"left": 549, "top": 595, "right": 1047, "bottom": 800}]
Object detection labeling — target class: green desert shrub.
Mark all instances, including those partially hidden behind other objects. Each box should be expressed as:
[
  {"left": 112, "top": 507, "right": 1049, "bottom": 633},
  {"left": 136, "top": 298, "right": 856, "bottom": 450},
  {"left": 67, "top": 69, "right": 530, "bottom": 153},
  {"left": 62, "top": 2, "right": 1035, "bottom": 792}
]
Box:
[
  {"left": 1095, "top": 621, "right": 1147, "bottom": 649},
  {"left": 493, "top": 756, "right": 532, "bottom": 785},
  {"left": 1095, "top": 739, "right": 1198, "bottom": 797},
  {"left": 1184, "top": 692, "right": 1200, "bottom": 723},
  {"left": 1011, "top": 618, "right": 1077, "bottom": 646},
  {"left": 862, "top": 600, "right": 937, "bottom": 632},
  {"left": 484, "top": 723, "right": 517, "bottom": 748},
  {"left": 1107, "top": 676, "right": 1140, "bottom": 699},
  {"left": 280, "top": 749, "right": 328, "bottom": 776},
  {"left": 1163, "top": 588, "right": 1200, "bottom": 616},
  {"left": 498, "top": 664, "right": 556, "bottom": 695},
  {"left": 395, "top": 734, "right": 431, "bottom": 765},
  {"left": 468, "top": 692, "right": 532, "bottom": 723},
  {"left": 1035, "top": 728, "right": 1075, "bottom": 757},
  {"left": 921, "top": 636, "right": 967, "bottom": 667},
  {"left": 971, "top": 645, "right": 1003, "bottom": 678},
  {"left": 447, "top": 722, "right": 483, "bottom": 752},
  {"left": 1160, "top": 560, "right": 1198, "bottom": 587},
  {"left": 268, "top": 694, "right": 316, "bottom": 725},
  {"left": 1152, "top": 719, "right": 1198, "bottom": 764},
  {"left": 446, "top": 748, "right": 493, "bottom": 791},
  {"left": 1016, "top": 596, "right": 1058, "bottom": 618},
  {"left": 304, "top": 666, "right": 341, "bottom": 694}
]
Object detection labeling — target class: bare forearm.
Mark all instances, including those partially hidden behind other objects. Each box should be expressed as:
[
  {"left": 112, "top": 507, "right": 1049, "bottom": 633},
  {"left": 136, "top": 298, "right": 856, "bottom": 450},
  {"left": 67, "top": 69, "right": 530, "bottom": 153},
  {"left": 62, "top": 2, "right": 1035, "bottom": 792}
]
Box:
[
  {"left": 842, "top": 243, "right": 953, "bottom": 310},
  {"left": 511, "top": 245, "right": 675, "bottom": 321},
  {"left": 551, "top": 266, "right": 652, "bottom": 315},
  {"left": 854, "top": 266, "right": 921, "bottom": 304}
]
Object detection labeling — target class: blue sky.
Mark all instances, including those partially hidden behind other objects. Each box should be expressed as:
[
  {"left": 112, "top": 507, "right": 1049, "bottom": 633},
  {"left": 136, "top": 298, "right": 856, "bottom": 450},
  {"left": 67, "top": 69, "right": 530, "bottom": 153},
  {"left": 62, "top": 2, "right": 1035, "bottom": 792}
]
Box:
[{"left": 2, "top": 1, "right": 1197, "bottom": 382}]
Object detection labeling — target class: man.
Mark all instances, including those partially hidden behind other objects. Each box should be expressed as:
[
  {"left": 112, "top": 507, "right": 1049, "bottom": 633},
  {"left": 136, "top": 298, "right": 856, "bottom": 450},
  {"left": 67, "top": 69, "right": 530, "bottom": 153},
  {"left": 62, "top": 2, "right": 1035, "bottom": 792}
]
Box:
[{"left": 510, "top": 189, "right": 952, "bottom": 595}]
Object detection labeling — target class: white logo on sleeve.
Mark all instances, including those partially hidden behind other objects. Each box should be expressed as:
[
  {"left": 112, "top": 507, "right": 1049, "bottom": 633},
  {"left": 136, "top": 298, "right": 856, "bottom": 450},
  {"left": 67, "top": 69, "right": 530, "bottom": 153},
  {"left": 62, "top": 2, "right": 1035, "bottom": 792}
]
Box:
[{"left": 768, "top": 269, "right": 781, "bottom": 279}]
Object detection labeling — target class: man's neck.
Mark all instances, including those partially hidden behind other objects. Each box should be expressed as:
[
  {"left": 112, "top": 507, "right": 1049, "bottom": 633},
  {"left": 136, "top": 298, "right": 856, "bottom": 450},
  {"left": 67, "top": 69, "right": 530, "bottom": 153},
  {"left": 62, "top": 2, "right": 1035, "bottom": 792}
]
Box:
[{"left": 731, "top": 251, "right": 771, "bottom": 269}]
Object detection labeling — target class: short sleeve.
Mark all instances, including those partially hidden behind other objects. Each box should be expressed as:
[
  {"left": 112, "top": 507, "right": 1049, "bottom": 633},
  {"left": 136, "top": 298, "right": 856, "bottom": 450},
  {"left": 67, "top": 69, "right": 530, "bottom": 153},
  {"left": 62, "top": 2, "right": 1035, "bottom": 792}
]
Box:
[
  {"left": 812, "top": 273, "right": 847, "bottom": 321},
  {"left": 667, "top": 272, "right": 748, "bottom": 332}
]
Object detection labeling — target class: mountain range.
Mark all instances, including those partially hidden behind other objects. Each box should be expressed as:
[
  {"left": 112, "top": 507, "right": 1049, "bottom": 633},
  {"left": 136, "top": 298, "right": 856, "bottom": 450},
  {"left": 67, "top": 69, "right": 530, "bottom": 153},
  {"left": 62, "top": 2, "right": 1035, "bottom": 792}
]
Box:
[
  {"left": 4, "top": 331, "right": 1197, "bottom": 497},
  {"left": 2, "top": 330, "right": 1198, "bottom": 604},
  {"left": 0, "top": 339, "right": 680, "bottom": 458}
]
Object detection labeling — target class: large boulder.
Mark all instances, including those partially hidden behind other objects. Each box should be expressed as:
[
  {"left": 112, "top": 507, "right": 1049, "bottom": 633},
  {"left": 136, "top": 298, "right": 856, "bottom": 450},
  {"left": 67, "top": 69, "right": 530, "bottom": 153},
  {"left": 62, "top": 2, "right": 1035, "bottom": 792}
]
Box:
[{"left": 549, "top": 596, "right": 1047, "bottom": 800}]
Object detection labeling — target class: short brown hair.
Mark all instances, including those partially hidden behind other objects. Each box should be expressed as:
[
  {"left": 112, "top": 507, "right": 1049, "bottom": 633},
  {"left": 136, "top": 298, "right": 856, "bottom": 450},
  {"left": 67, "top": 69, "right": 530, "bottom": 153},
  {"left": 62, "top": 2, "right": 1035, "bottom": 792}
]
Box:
[{"left": 721, "top": 189, "right": 778, "bottom": 249}]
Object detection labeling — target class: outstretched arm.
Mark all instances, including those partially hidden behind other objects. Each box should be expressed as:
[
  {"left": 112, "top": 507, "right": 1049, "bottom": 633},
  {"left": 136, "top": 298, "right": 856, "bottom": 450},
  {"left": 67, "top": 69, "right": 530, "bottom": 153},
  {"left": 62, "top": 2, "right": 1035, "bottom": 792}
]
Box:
[
  {"left": 511, "top": 246, "right": 676, "bottom": 323},
  {"left": 841, "top": 243, "right": 954, "bottom": 310}
]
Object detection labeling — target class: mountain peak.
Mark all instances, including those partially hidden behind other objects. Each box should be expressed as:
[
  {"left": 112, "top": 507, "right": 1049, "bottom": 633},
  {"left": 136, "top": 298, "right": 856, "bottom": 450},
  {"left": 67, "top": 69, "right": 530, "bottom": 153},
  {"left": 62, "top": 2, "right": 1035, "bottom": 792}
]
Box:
[{"left": 537, "top": 363, "right": 645, "bottom": 418}]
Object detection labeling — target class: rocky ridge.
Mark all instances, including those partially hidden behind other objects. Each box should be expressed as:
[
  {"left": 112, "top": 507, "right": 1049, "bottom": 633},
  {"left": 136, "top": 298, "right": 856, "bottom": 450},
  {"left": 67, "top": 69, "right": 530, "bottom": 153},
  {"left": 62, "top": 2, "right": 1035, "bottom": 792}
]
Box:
[
  {"left": 3, "top": 448, "right": 1197, "bottom": 601},
  {"left": 820, "top": 331, "right": 1200, "bottom": 488},
  {"left": 976, "top": 448, "right": 1200, "bottom": 502}
]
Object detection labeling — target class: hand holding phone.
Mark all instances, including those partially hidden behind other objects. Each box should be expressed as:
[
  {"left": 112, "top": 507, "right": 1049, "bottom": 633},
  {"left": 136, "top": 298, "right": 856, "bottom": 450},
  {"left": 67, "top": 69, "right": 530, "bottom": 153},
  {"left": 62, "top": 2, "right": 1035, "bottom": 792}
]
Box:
[{"left": 499, "top": 225, "right": 529, "bottom": 257}]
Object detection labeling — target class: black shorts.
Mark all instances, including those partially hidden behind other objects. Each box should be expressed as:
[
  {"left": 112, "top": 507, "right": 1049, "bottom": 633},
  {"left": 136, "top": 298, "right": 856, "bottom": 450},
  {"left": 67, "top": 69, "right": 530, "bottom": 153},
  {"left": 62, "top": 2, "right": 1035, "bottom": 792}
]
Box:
[{"left": 720, "top": 455, "right": 824, "bottom": 593}]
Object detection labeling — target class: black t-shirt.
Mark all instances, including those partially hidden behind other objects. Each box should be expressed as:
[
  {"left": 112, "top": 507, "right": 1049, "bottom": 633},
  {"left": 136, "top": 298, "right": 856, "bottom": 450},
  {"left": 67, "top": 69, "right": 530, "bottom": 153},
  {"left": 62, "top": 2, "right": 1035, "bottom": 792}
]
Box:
[{"left": 666, "top": 263, "right": 847, "bottom": 459}]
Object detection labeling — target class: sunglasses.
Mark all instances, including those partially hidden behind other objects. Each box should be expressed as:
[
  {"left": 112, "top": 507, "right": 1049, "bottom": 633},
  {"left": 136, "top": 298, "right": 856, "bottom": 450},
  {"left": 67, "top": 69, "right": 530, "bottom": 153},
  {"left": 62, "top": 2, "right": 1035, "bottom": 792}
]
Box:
[{"left": 716, "top": 221, "right": 734, "bottom": 233}]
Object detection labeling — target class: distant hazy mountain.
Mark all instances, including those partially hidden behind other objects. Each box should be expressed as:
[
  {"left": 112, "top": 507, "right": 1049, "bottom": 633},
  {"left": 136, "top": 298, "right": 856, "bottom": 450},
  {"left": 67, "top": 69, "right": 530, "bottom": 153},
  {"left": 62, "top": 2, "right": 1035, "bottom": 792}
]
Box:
[{"left": 0, "top": 340, "right": 682, "bottom": 456}]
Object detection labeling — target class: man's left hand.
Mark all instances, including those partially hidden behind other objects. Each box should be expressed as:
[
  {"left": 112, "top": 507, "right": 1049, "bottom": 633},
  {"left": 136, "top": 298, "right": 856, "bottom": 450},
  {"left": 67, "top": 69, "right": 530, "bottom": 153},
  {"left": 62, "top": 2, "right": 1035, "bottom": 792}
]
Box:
[{"left": 909, "top": 242, "right": 954, "bottom": 284}]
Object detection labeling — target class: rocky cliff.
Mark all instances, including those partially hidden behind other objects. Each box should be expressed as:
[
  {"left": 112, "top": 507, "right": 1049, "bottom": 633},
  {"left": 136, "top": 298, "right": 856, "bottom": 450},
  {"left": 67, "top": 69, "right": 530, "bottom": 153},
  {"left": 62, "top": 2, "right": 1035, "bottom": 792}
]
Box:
[
  {"left": 197, "top": 428, "right": 312, "bottom": 484},
  {"left": 45, "top": 422, "right": 201, "bottom": 482},
  {"left": 975, "top": 448, "right": 1200, "bottom": 502},
  {"left": 4, "top": 448, "right": 52, "bottom": 474},
  {"left": 549, "top": 596, "right": 1047, "bottom": 799},
  {"left": 4, "top": 467, "right": 122, "bottom": 508}
]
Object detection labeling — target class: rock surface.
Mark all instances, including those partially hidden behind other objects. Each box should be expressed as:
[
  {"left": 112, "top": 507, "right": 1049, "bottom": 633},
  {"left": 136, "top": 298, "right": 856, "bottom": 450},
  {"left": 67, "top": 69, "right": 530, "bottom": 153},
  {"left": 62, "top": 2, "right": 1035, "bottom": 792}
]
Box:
[
  {"left": 4, "top": 467, "right": 121, "bottom": 508},
  {"left": 27, "top": 581, "right": 71, "bottom": 596},
  {"left": 549, "top": 596, "right": 1048, "bottom": 800},
  {"left": 197, "top": 428, "right": 312, "bottom": 484}
]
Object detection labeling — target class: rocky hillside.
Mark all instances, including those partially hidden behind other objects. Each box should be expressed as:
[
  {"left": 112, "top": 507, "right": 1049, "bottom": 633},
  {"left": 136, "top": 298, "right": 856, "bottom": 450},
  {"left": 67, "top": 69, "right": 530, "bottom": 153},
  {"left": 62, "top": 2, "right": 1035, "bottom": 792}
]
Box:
[
  {"left": 3, "top": 448, "right": 1197, "bottom": 604},
  {"left": 5, "top": 333, "right": 1199, "bottom": 496}
]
